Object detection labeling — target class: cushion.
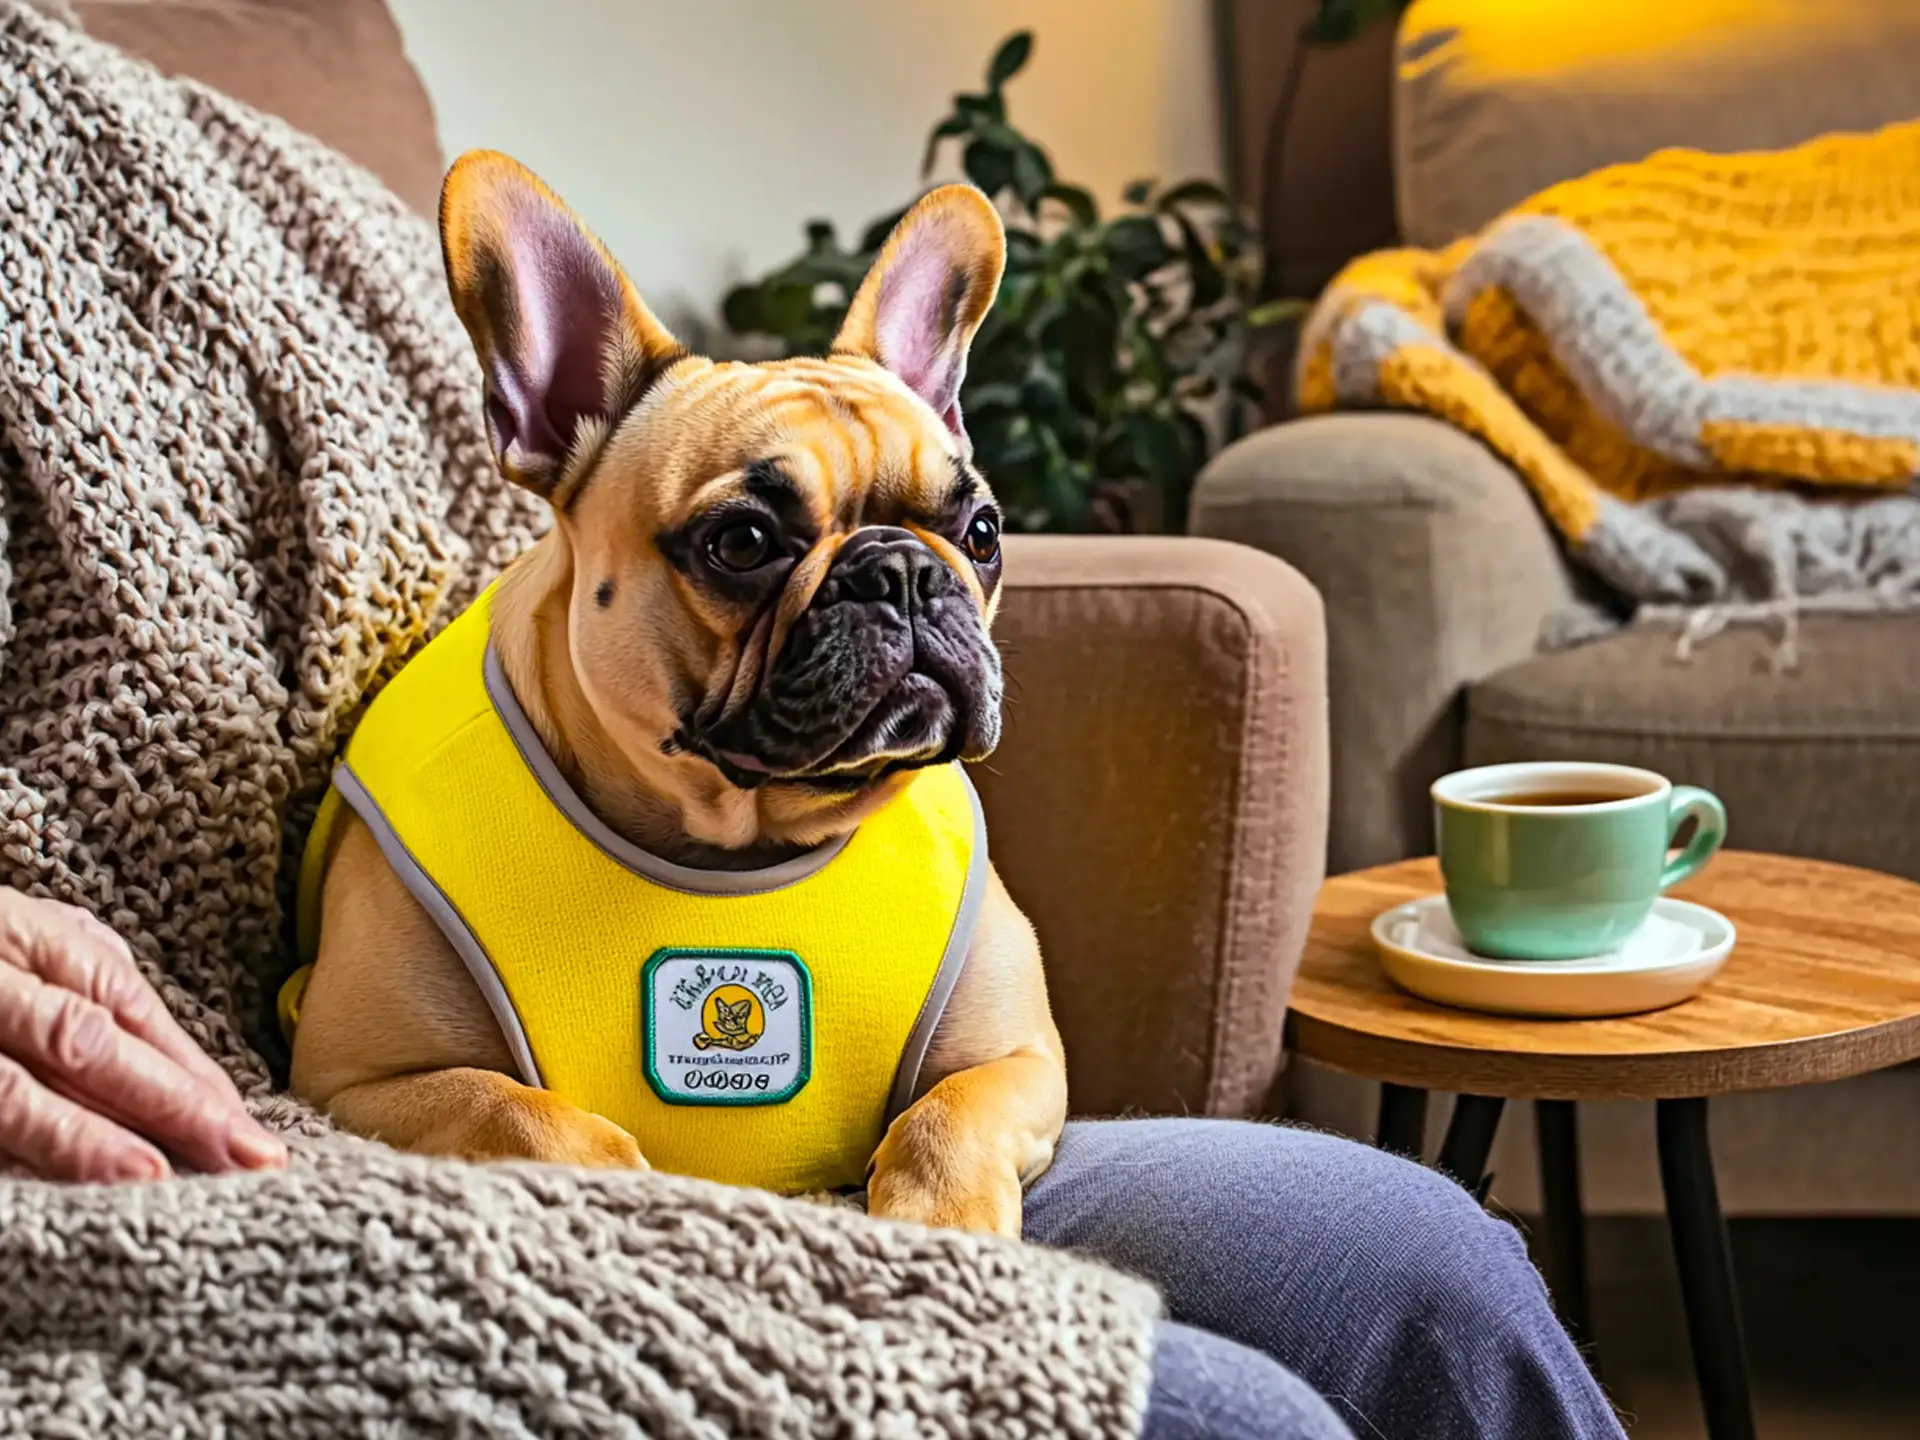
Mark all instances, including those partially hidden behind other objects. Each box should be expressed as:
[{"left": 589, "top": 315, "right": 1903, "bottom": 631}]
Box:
[
  {"left": 1465, "top": 615, "right": 1920, "bottom": 881},
  {"left": 1396, "top": 0, "right": 1920, "bottom": 247},
  {"left": 74, "top": 0, "right": 443, "bottom": 215}
]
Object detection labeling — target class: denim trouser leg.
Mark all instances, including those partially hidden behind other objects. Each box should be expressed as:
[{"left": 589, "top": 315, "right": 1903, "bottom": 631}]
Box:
[
  {"left": 1141, "top": 1321, "right": 1355, "bottom": 1440},
  {"left": 1026, "top": 1118, "right": 1626, "bottom": 1440}
]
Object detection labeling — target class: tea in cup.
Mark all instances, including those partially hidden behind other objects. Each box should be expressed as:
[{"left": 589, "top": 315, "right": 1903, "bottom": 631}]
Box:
[{"left": 1431, "top": 762, "right": 1726, "bottom": 960}]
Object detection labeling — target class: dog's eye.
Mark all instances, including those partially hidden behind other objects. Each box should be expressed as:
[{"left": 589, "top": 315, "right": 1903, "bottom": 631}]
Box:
[
  {"left": 963, "top": 512, "right": 1001, "bottom": 564},
  {"left": 708, "top": 520, "right": 774, "bottom": 572}
]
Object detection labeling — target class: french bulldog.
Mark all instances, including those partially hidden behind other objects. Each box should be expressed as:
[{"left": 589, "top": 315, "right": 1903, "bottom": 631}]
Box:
[{"left": 286, "top": 152, "right": 1065, "bottom": 1237}]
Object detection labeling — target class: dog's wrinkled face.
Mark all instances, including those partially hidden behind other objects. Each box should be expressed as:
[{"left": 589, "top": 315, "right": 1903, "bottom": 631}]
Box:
[{"left": 439, "top": 152, "right": 1009, "bottom": 848}]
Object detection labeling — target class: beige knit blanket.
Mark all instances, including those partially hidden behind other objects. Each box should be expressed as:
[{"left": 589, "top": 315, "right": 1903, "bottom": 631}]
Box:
[{"left": 0, "top": 7, "right": 1158, "bottom": 1434}]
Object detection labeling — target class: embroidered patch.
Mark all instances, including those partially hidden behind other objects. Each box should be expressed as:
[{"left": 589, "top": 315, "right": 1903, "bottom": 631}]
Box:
[{"left": 641, "top": 948, "right": 812, "bottom": 1106}]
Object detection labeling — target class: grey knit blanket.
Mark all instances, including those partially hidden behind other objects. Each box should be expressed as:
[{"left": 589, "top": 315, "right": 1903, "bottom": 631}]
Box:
[{"left": 0, "top": 7, "right": 1158, "bottom": 1434}]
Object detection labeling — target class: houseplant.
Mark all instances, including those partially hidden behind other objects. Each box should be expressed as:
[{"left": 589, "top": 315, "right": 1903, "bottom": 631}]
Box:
[{"left": 722, "top": 32, "right": 1289, "bottom": 534}]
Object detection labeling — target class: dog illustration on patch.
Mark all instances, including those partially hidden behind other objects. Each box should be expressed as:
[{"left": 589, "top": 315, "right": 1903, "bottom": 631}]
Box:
[{"left": 693, "top": 984, "right": 764, "bottom": 1051}]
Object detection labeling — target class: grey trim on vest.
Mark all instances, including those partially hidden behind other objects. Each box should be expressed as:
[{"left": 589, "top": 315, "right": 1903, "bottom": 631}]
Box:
[
  {"left": 883, "top": 768, "right": 989, "bottom": 1127},
  {"left": 329, "top": 762, "right": 545, "bottom": 1090},
  {"left": 482, "top": 641, "right": 853, "bottom": 896}
]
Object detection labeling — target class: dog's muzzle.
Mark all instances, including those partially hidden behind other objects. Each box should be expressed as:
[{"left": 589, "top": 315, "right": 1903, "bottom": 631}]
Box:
[{"left": 688, "top": 526, "right": 1002, "bottom": 788}]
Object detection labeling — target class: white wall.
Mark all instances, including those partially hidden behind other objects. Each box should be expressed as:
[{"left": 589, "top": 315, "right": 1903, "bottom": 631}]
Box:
[{"left": 386, "top": 0, "right": 1222, "bottom": 341}]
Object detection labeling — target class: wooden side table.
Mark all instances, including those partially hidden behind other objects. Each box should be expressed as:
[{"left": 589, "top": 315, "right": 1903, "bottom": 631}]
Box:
[{"left": 1288, "top": 852, "right": 1920, "bottom": 1440}]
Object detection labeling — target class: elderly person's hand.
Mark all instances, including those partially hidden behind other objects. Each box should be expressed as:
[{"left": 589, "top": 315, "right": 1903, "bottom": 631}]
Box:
[{"left": 0, "top": 888, "right": 285, "bottom": 1180}]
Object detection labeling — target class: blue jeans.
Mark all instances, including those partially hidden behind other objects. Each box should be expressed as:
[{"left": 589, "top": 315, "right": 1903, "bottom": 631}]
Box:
[{"left": 1023, "top": 1119, "right": 1627, "bottom": 1440}]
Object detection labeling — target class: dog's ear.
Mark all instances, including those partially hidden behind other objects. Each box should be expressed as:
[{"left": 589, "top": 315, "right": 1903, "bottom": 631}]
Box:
[
  {"left": 439, "top": 150, "right": 682, "bottom": 500},
  {"left": 833, "top": 184, "right": 1006, "bottom": 440}
]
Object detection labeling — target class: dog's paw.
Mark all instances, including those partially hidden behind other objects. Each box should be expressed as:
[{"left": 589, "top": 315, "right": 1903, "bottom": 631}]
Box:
[
  {"left": 550, "top": 1108, "right": 650, "bottom": 1171},
  {"left": 458, "top": 1084, "right": 650, "bottom": 1171},
  {"left": 866, "top": 1132, "right": 1022, "bottom": 1238}
]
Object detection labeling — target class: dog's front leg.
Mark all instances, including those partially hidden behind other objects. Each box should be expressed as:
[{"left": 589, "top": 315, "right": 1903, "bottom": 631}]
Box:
[
  {"left": 326, "top": 1067, "right": 648, "bottom": 1170},
  {"left": 865, "top": 864, "right": 1066, "bottom": 1239},
  {"left": 867, "top": 1047, "right": 1065, "bottom": 1237},
  {"left": 294, "top": 813, "right": 646, "bottom": 1171}
]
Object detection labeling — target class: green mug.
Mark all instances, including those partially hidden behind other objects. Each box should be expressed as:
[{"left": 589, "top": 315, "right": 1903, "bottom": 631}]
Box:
[{"left": 1432, "top": 762, "right": 1727, "bottom": 960}]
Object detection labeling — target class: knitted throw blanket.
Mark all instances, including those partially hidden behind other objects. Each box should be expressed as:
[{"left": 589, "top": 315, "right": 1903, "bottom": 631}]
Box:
[
  {"left": 0, "top": 8, "right": 1158, "bottom": 1435},
  {"left": 1300, "top": 118, "right": 1920, "bottom": 648}
]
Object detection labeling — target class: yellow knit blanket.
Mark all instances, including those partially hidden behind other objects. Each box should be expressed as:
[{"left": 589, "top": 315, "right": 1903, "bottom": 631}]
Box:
[{"left": 1299, "top": 117, "right": 1920, "bottom": 613}]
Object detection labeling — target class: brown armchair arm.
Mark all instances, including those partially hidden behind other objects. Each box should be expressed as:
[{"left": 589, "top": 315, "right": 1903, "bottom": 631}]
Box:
[{"left": 968, "top": 536, "right": 1328, "bottom": 1120}]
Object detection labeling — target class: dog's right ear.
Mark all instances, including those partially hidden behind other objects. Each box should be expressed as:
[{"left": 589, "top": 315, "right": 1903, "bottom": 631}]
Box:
[{"left": 439, "top": 150, "right": 682, "bottom": 501}]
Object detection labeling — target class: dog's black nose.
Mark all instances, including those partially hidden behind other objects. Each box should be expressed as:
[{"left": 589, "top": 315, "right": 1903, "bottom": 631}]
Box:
[{"left": 834, "top": 527, "right": 952, "bottom": 614}]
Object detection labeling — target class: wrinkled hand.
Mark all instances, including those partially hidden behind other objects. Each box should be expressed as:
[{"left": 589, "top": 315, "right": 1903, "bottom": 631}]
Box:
[{"left": 0, "top": 889, "right": 286, "bottom": 1182}]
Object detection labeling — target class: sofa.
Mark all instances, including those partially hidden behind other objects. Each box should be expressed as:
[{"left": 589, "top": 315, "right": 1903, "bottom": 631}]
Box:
[
  {"left": 69, "top": 0, "right": 1331, "bottom": 1129},
  {"left": 1197, "top": 1, "right": 1920, "bottom": 1215}
]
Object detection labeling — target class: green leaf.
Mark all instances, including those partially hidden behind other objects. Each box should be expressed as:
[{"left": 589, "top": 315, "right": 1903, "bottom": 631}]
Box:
[
  {"left": 920, "top": 115, "right": 970, "bottom": 177},
  {"left": 1061, "top": 288, "right": 1120, "bottom": 405},
  {"left": 1011, "top": 144, "right": 1053, "bottom": 209},
  {"left": 720, "top": 285, "right": 767, "bottom": 336},
  {"left": 1246, "top": 297, "right": 1313, "bottom": 327},
  {"left": 1020, "top": 283, "right": 1067, "bottom": 339},
  {"left": 953, "top": 92, "right": 1006, "bottom": 125},
  {"left": 1038, "top": 183, "right": 1098, "bottom": 228},
  {"left": 964, "top": 381, "right": 1023, "bottom": 412},
  {"left": 971, "top": 118, "right": 1030, "bottom": 152},
  {"left": 986, "top": 31, "right": 1033, "bottom": 91},
  {"left": 987, "top": 425, "right": 1042, "bottom": 472},
  {"left": 761, "top": 283, "right": 819, "bottom": 336},
  {"left": 987, "top": 268, "right": 1034, "bottom": 318},
  {"left": 1125, "top": 410, "right": 1190, "bottom": 485},
  {"left": 1004, "top": 227, "right": 1047, "bottom": 265},
  {"left": 1122, "top": 178, "right": 1155, "bottom": 207},
  {"left": 1165, "top": 210, "right": 1224, "bottom": 308},
  {"left": 858, "top": 207, "right": 908, "bottom": 253},
  {"left": 963, "top": 138, "right": 1015, "bottom": 197},
  {"left": 1126, "top": 322, "right": 1170, "bottom": 389},
  {"left": 967, "top": 402, "right": 1046, "bottom": 482},
  {"left": 1104, "top": 214, "right": 1171, "bottom": 281},
  {"left": 720, "top": 280, "right": 821, "bottom": 347},
  {"left": 804, "top": 220, "right": 837, "bottom": 253},
  {"left": 1036, "top": 435, "right": 1094, "bottom": 531},
  {"left": 769, "top": 247, "right": 866, "bottom": 292},
  {"left": 1020, "top": 359, "right": 1069, "bottom": 416},
  {"left": 1156, "top": 178, "right": 1232, "bottom": 211}
]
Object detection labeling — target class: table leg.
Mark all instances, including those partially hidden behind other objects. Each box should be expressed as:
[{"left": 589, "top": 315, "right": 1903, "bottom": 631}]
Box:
[
  {"left": 1437, "top": 1094, "right": 1505, "bottom": 1194},
  {"left": 1535, "top": 1099, "right": 1595, "bottom": 1352},
  {"left": 1657, "top": 1098, "right": 1757, "bottom": 1440},
  {"left": 1375, "top": 1082, "right": 1429, "bottom": 1159}
]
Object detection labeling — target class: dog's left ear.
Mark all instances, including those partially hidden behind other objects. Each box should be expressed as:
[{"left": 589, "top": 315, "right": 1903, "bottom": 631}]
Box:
[
  {"left": 439, "top": 149, "right": 682, "bottom": 500},
  {"left": 833, "top": 184, "right": 1006, "bottom": 440}
]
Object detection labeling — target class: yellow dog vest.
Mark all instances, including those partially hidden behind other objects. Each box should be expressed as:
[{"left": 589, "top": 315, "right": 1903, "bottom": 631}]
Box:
[{"left": 287, "top": 585, "right": 984, "bottom": 1194}]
